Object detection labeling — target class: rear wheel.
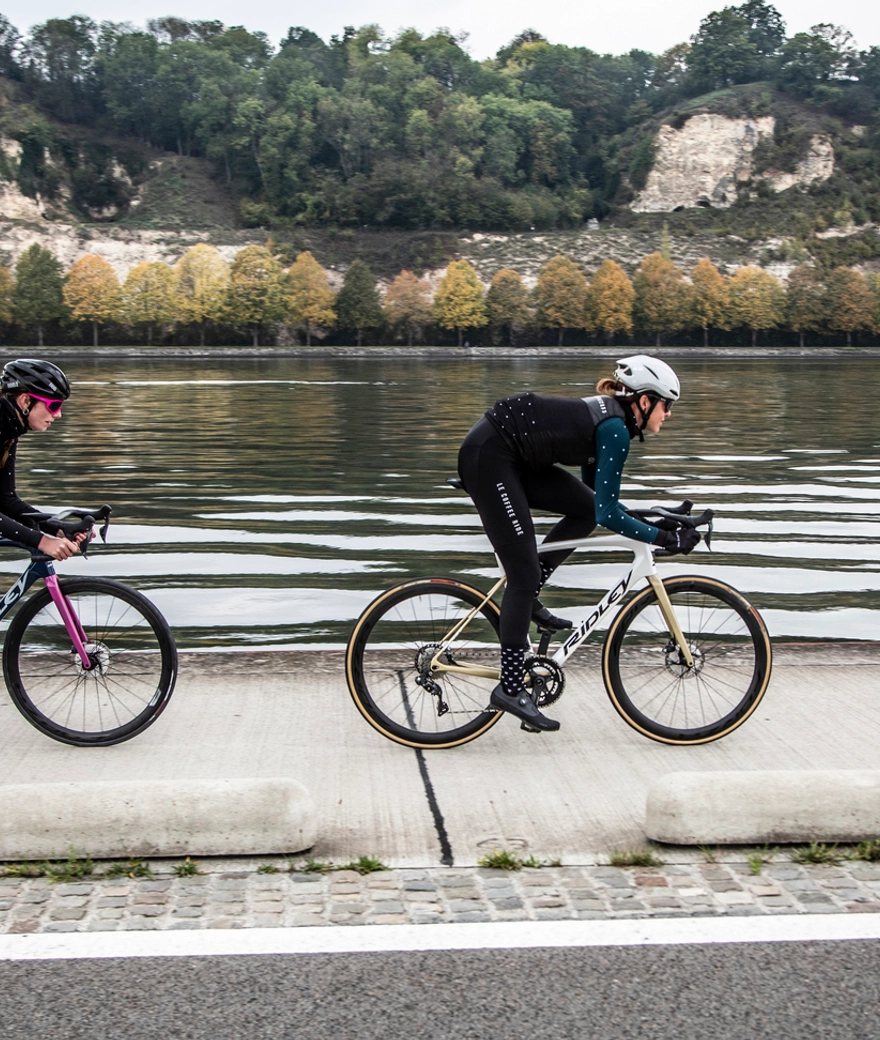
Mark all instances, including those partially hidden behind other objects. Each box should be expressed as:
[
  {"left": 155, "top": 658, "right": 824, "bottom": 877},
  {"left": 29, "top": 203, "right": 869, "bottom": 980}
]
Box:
[
  {"left": 345, "top": 578, "right": 502, "bottom": 748},
  {"left": 602, "top": 576, "right": 771, "bottom": 744},
  {"left": 4, "top": 577, "right": 177, "bottom": 747}
]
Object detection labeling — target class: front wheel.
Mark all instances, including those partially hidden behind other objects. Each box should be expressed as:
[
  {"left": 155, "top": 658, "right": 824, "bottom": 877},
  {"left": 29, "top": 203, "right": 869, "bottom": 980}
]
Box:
[
  {"left": 345, "top": 578, "right": 503, "bottom": 748},
  {"left": 602, "top": 576, "right": 772, "bottom": 745},
  {"left": 3, "top": 577, "right": 178, "bottom": 747}
]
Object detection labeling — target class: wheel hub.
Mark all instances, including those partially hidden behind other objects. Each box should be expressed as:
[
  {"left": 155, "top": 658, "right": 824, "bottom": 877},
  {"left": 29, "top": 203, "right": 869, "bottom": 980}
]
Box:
[
  {"left": 74, "top": 640, "right": 111, "bottom": 677},
  {"left": 664, "top": 641, "right": 703, "bottom": 678}
]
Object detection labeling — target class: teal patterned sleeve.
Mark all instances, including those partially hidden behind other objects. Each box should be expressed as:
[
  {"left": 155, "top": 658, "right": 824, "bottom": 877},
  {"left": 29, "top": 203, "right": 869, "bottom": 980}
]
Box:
[{"left": 593, "top": 418, "right": 663, "bottom": 544}]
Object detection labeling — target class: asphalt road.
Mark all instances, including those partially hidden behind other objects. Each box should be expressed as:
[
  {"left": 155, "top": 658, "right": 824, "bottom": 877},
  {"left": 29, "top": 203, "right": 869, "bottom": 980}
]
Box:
[{"left": 2, "top": 938, "right": 879, "bottom": 1040}]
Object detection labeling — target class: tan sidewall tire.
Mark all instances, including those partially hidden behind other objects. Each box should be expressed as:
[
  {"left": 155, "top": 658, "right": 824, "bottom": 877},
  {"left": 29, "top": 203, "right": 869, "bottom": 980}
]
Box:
[{"left": 602, "top": 575, "right": 772, "bottom": 745}]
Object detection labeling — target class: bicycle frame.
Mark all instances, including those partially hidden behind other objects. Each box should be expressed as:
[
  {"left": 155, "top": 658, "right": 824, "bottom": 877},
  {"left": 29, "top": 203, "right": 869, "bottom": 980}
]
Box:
[
  {"left": 429, "top": 533, "right": 695, "bottom": 680},
  {"left": 0, "top": 540, "right": 93, "bottom": 668}
]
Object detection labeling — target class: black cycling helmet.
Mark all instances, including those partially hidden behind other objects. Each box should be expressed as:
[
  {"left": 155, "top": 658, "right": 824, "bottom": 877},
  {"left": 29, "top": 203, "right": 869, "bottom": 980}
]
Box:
[{"left": 0, "top": 359, "right": 71, "bottom": 400}]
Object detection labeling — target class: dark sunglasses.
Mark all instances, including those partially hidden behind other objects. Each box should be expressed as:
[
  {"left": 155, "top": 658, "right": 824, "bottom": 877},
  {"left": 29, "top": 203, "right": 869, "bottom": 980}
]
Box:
[
  {"left": 30, "top": 394, "right": 65, "bottom": 414},
  {"left": 647, "top": 395, "right": 674, "bottom": 414}
]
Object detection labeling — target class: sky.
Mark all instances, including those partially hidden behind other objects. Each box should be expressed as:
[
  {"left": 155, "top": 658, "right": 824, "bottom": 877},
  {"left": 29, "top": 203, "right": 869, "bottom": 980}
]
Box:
[{"left": 1, "top": 0, "right": 878, "bottom": 58}]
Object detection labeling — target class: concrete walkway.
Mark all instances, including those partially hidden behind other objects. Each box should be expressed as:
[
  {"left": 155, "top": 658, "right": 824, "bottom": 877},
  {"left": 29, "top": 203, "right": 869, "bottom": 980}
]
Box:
[
  {"left": 2, "top": 644, "right": 879, "bottom": 869},
  {"left": 2, "top": 857, "right": 880, "bottom": 935}
]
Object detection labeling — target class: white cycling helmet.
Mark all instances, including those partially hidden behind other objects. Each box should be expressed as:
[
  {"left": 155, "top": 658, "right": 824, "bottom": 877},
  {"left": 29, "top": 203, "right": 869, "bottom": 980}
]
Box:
[{"left": 614, "top": 355, "right": 680, "bottom": 403}]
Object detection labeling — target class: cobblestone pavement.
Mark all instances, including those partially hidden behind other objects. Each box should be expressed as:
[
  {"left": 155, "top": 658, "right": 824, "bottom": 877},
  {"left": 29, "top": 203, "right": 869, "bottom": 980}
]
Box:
[{"left": 2, "top": 857, "right": 880, "bottom": 934}]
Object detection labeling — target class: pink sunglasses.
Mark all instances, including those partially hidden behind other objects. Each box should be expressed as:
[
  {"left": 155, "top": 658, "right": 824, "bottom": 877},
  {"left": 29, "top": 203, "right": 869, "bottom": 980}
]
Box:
[{"left": 29, "top": 394, "right": 65, "bottom": 414}]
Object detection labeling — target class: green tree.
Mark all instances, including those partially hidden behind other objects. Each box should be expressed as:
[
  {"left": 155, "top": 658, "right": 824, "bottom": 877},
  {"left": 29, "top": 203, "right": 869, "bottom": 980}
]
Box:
[
  {"left": 335, "top": 259, "right": 382, "bottom": 346},
  {"left": 826, "top": 267, "right": 874, "bottom": 346},
  {"left": 174, "top": 244, "right": 230, "bottom": 345},
  {"left": 689, "top": 258, "right": 731, "bottom": 347},
  {"left": 23, "top": 15, "right": 99, "bottom": 123},
  {"left": 633, "top": 253, "right": 688, "bottom": 347},
  {"left": 120, "top": 261, "right": 175, "bottom": 345},
  {"left": 687, "top": 8, "right": 759, "bottom": 89},
  {"left": 63, "top": 254, "right": 121, "bottom": 347},
  {"left": 433, "top": 260, "right": 487, "bottom": 346},
  {"left": 728, "top": 265, "right": 786, "bottom": 346},
  {"left": 534, "top": 255, "right": 587, "bottom": 347},
  {"left": 227, "top": 244, "right": 284, "bottom": 346},
  {"left": 586, "top": 260, "right": 635, "bottom": 344},
  {"left": 785, "top": 264, "right": 826, "bottom": 347},
  {"left": 486, "top": 268, "right": 531, "bottom": 345},
  {"left": 0, "top": 265, "right": 14, "bottom": 325},
  {"left": 778, "top": 24, "right": 857, "bottom": 96},
  {"left": 383, "top": 270, "right": 432, "bottom": 346},
  {"left": 12, "top": 244, "right": 65, "bottom": 347},
  {"left": 283, "top": 250, "right": 335, "bottom": 345}
]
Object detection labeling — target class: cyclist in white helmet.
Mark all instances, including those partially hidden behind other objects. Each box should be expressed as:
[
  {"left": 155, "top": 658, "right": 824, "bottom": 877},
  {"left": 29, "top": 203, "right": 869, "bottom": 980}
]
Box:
[{"left": 457, "top": 354, "right": 698, "bottom": 732}]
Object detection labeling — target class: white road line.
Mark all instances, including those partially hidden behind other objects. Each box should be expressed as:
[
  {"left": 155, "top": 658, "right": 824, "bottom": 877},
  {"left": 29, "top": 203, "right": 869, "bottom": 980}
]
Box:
[{"left": 2, "top": 915, "right": 880, "bottom": 961}]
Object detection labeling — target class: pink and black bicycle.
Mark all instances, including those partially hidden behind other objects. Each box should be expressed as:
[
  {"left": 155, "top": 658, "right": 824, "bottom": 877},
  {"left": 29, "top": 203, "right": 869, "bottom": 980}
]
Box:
[{"left": 1, "top": 505, "right": 177, "bottom": 747}]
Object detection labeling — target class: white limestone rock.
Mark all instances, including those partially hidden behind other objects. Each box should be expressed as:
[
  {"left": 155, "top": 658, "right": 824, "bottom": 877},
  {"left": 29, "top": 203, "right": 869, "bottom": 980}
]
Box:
[{"left": 632, "top": 114, "right": 834, "bottom": 213}]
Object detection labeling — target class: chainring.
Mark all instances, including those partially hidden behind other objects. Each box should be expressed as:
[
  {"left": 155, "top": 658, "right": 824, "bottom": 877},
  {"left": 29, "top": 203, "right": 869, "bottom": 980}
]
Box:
[{"left": 524, "top": 654, "right": 565, "bottom": 706}]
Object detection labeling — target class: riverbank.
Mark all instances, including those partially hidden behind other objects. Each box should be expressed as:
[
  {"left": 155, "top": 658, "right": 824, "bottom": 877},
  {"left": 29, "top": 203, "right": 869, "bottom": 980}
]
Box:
[{"left": 17, "top": 345, "right": 880, "bottom": 361}]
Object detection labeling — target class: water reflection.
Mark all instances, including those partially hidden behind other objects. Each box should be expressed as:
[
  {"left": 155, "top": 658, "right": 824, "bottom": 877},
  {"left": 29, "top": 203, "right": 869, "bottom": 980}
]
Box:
[{"left": 8, "top": 355, "right": 880, "bottom": 647}]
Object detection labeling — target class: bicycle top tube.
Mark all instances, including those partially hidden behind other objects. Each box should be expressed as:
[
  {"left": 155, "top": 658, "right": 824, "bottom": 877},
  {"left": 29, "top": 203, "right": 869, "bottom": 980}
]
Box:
[{"left": 535, "top": 532, "right": 658, "bottom": 555}]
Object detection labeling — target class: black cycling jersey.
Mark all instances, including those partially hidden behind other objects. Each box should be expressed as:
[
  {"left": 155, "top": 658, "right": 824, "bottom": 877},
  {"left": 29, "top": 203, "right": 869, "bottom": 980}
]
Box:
[
  {"left": 0, "top": 396, "right": 42, "bottom": 549},
  {"left": 485, "top": 392, "right": 638, "bottom": 470}
]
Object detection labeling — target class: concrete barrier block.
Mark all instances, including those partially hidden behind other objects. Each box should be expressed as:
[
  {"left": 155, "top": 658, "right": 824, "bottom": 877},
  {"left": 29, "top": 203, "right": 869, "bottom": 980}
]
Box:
[
  {"left": 0, "top": 778, "right": 316, "bottom": 861},
  {"left": 646, "top": 770, "right": 880, "bottom": 845}
]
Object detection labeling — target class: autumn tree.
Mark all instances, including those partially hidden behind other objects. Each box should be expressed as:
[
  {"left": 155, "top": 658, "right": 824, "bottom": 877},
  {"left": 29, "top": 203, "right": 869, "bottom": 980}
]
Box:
[
  {"left": 534, "top": 255, "right": 588, "bottom": 347},
  {"left": 826, "top": 267, "right": 874, "bottom": 346},
  {"left": 174, "top": 244, "right": 230, "bottom": 346},
  {"left": 383, "top": 270, "right": 432, "bottom": 346},
  {"left": 63, "top": 254, "right": 121, "bottom": 347},
  {"left": 433, "top": 260, "right": 487, "bottom": 346},
  {"left": 335, "top": 259, "right": 382, "bottom": 347},
  {"left": 120, "top": 261, "right": 175, "bottom": 345},
  {"left": 586, "top": 260, "right": 634, "bottom": 344},
  {"left": 486, "top": 268, "right": 531, "bottom": 345},
  {"left": 785, "top": 264, "right": 826, "bottom": 348},
  {"left": 12, "top": 244, "right": 65, "bottom": 346},
  {"left": 283, "top": 251, "right": 335, "bottom": 346},
  {"left": 727, "top": 265, "right": 785, "bottom": 347},
  {"left": 689, "top": 258, "right": 730, "bottom": 347},
  {"left": 227, "top": 245, "right": 284, "bottom": 346},
  {"left": 633, "top": 253, "right": 687, "bottom": 347},
  {"left": 0, "top": 264, "right": 13, "bottom": 326}
]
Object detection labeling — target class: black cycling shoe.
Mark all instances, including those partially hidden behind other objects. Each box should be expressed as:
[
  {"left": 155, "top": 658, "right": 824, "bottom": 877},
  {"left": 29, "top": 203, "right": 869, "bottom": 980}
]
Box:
[
  {"left": 490, "top": 684, "right": 560, "bottom": 731},
  {"left": 532, "top": 600, "right": 573, "bottom": 632}
]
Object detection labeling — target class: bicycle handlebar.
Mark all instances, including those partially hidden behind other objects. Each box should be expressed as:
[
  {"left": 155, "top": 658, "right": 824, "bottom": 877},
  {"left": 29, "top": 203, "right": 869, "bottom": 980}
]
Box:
[{"left": 20, "top": 505, "right": 112, "bottom": 557}]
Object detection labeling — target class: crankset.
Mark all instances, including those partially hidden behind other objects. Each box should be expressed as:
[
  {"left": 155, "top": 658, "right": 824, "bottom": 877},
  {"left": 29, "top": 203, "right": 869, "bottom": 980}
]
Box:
[{"left": 524, "top": 654, "right": 565, "bottom": 707}]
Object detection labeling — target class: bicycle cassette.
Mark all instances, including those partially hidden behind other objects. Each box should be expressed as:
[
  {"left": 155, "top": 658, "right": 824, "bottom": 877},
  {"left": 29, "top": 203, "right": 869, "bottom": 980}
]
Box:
[{"left": 524, "top": 655, "right": 565, "bottom": 706}]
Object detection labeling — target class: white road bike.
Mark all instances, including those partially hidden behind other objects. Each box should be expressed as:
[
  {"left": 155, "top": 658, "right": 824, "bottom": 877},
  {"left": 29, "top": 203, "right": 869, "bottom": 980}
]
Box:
[{"left": 345, "top": 488, "right": 772, "bottom": 749}]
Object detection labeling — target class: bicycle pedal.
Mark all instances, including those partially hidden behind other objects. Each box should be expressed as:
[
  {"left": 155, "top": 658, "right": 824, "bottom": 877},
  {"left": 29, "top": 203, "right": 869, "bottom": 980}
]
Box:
[{"left": 520, "top": 721, "right": 543, "bottom": 734}]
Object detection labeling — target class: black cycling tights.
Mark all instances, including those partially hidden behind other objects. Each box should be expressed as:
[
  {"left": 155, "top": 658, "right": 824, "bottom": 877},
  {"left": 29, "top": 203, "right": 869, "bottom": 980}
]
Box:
[{"left": 458, "top": 419, "right": 597, "bottom": 646}]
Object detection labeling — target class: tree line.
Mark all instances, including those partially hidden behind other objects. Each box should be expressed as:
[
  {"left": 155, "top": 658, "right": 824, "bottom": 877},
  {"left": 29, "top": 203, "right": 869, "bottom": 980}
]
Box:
[
  {"left": 0, "top": 4, "right": 879, "bottom": 229},
  {"left": 1, "top": 241, "right": 879, "bottom": 348}
]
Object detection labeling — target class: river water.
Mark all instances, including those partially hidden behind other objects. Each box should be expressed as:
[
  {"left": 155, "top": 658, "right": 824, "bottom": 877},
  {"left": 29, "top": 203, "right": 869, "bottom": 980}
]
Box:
[{"left": 4, "top": 354, "right": 879, "bottom": 649}]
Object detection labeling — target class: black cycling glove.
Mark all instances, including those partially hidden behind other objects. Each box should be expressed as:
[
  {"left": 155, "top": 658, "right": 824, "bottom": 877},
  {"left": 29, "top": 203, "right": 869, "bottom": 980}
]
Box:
[{"left": 656, "top": 526, "right": 701, "bottom": 555}]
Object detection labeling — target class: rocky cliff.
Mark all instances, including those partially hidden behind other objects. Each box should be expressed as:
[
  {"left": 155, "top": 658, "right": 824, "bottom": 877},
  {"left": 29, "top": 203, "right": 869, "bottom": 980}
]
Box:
[{"left": 632, "top": 114, "right": 834, "bottom": 213}]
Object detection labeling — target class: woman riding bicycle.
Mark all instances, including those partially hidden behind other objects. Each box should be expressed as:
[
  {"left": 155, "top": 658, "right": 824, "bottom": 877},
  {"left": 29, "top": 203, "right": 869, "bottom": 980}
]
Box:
[
  {"left": 0, "top": 358, "right": 82, "bottom": 562},
  {"left": 457, "top": 354, "right": 699, "bottom": 732}
]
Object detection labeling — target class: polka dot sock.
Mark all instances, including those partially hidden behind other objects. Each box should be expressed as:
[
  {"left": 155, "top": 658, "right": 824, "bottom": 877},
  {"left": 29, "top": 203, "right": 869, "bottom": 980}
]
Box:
[{"left": 499, "top": 643, "right": 525, "bottom": 697}]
